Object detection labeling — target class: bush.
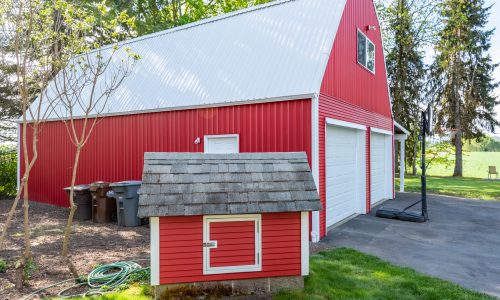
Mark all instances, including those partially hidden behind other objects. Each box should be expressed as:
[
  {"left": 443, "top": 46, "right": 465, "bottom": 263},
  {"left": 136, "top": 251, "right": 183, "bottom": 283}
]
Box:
[
  {"left": 0, "top": 146, "right": 17, "bottom": 198},
  {"left": 0, "top": 259, "right": 7, "bottom": 273}
]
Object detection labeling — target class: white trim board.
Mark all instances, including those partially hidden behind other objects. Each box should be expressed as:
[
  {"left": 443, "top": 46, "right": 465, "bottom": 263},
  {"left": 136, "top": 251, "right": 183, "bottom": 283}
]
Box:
[
  {"left": 311, "top": 94, "right": 320, "bottom": 243},
  {"left": 150, "top": 217, "right": 160, "bottom": 286},
  {"left": 300, "top": 211, "right": 310, "bottom": 275},
  {"left": 370, "top": 127, "right": 393, "bottom": 136},
  {"left": 325, "top": 118, "right": 367, "bottom": 131},
  {"left": 203, "top": 214, "right": 262, "bottom": 275}
]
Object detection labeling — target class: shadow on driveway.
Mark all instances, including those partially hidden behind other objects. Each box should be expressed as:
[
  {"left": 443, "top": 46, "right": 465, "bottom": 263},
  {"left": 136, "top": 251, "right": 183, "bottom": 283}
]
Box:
[{"left": 320, "top": 192, "right": 500, "bottom": 297}]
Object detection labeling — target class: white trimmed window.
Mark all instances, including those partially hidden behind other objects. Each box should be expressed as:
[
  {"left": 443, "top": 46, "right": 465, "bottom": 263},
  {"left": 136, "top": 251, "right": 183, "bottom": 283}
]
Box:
[{"left": 357, "top": 30, "right": 375, "bottom": 74}]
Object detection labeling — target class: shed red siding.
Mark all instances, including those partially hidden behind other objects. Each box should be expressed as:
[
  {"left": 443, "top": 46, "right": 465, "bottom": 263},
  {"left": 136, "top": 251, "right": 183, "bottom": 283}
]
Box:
[
  {"left": 209, "top": 221, "right": 256, "bottom": 268},
  {"left": 317, "top": 0, "right": 393, "bottom": 237},
  {"left": 22, "top": 100, "right": 312, "bottom": 207},
  {"left": 158, "top": 212, "right": 301, "bottom": 284}
]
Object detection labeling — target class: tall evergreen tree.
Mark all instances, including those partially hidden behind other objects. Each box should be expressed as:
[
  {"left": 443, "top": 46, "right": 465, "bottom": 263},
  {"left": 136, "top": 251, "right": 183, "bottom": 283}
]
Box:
[
  {"left": 431, "top": 0, "right": 499, "bottom": 176},
  {"left": 376, "top": 0, "right": 437, "bottom": 175}
]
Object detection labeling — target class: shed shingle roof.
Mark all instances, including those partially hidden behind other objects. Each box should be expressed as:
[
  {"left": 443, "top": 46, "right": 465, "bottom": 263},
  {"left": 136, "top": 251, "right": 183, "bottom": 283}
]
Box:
[{"left": 138, "top": 152, "right": 321, "bottom": 217}]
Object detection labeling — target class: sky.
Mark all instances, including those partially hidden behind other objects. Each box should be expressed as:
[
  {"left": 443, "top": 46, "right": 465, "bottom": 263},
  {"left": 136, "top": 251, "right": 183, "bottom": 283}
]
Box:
[{"left": 485, "top": 0, "right": 500, "bottom": 136}]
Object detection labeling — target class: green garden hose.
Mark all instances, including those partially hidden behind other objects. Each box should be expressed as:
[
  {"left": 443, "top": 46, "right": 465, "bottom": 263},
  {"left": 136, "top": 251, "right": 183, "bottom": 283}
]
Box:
[{"left": 23, "top": 260, "right": 150, "bottom": 299}]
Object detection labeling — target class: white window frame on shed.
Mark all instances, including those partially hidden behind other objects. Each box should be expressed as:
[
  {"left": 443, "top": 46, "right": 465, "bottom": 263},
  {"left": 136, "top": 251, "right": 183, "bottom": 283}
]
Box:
[
  {"left": 204, "top": 134, "right": 239, "bottom": 153},
  {"left": 357, "top": 29, "right": 375, "bottom": 74},
  {"left": 203, "top": 214, "right": 262, "bottom": 275}
]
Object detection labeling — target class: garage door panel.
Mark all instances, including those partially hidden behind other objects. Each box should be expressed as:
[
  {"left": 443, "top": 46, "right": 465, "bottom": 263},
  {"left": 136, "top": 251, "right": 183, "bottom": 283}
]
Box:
[
  {"left": 370, "top": 132, "right": 391, "bottom": 206},
  {"left": 326, "top": 124, "right": 365, "bottom": 228}
]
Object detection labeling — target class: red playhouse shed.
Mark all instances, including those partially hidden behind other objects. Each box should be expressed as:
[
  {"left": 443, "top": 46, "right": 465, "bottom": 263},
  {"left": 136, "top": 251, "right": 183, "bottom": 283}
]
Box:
[
  {"left": 137, "top": 152, "right": 321, "bottom": 295},
  {"left": 22, "top": 0, "right": 404, "bottom": 240}
]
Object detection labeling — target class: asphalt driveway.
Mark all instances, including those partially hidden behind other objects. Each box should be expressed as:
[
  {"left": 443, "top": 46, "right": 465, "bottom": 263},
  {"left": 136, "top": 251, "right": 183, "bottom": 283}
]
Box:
[{"left": 321, "top": 192, "right": 500, "bottom": 297}]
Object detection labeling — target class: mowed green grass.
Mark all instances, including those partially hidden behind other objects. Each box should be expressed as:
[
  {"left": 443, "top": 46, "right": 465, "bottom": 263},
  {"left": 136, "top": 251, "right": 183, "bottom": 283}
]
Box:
[
  {"left": 425, "top": 152, "right": 500, "bottom": 178},
  {"left": 275, "top": 248, "right": 493, "bottom": 300},
  {"left": 396, "top": 152, "right": 500, "bottom": 200},
  {"left": 396, "top": 176, "right": 500, "bottom": 200}
]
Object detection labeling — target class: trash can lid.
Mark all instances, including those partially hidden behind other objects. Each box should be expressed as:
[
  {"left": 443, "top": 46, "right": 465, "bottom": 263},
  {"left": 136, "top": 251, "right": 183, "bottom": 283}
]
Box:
[
  {"left": 90, "top": 181, "right": 110, "bottom": 188},
  {"left": 64, "top": 184, "right": 91, "bottom": 192},
  {"left": 109, "top": 180, "right": 142, "bottom": 187}
]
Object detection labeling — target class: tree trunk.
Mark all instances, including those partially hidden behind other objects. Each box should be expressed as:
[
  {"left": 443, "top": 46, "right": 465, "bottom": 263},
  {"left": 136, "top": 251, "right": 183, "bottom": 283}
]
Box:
[
  {"left": 61, "top": 145, "right": 81, "bottom": 279},
  {"left": 412, "top": 133, "right": 418, "bottom": 175},
  {"left": 453, "top": 129, "right": 463, "bottom": 176}
]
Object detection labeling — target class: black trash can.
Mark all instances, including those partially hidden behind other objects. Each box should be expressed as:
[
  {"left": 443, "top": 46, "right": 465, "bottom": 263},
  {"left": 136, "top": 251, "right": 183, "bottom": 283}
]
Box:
[
  {"left": 109, "top": 181, "right": 142, "bottom": 227},
  {"left": 63, "top": 185, "right": 92, "bottom": 221}
]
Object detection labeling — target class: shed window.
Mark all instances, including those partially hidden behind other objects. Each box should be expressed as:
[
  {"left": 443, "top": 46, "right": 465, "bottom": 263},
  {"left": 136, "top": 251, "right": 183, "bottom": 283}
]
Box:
[{"left": 357, "top": 30, "right": 375, "bottom": 74}]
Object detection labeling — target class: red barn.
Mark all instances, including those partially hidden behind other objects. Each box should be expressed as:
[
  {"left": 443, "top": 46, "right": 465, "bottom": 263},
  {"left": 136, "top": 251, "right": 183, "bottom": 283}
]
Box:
[{"left": 21, "top": 0, "right": 397, "bottom": 240}]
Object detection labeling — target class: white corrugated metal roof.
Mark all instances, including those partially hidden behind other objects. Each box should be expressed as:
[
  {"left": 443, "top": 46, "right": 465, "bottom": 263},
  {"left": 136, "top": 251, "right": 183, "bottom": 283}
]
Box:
[{"left": 37, "top": 0, "right": 347, "bottom": 119}]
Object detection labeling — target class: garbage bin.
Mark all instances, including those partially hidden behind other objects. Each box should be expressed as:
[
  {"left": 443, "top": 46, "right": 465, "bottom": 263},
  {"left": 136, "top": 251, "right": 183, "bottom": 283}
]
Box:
[
  {"left": 89, "top": 181, "right": 116, "bottom": 223},
  {"left": 109, "top": 181, "right": 142, "bottom": 227},
  {"left": 63, "top": 185, "right": 92, "bottom": 221}
]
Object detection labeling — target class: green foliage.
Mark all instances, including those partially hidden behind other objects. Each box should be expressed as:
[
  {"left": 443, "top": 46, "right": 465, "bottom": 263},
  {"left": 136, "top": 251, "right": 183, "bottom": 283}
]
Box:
[
  {"left": 430, "top": 0, "right": 499, "bottom": 176},
  {"left": 419, "top": 142, "right": 456, "bottom": 170},
  {"left": 276, "top": 248, "right": 493, "bottom": 300},
  {"left": 464, "top": 136, "right": 500, "bottom": 152},
  {"left": 100, "top": 0, "right": 273, "bottom": 36},
  {"left": 0, "top": 258, "right": 7, "bottom": 273},
  {"left": 375, "top": 0, "right": 439, "bottom": 175},
  {"left": 0, "top": 146, "right": 17, "bottom": 198},
  {"left": 23, "top": 259, "right": 38, "bottom": 280}
]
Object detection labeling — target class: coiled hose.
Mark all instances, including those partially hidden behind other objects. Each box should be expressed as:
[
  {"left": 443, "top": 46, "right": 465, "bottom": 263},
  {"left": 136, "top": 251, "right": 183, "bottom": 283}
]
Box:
[{"left": 23, "top": 260, "right": 149, "bottom": 299}]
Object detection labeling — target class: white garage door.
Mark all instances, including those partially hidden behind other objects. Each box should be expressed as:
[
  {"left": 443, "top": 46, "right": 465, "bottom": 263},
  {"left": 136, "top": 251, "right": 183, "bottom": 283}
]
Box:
[
  {"left": 370, "top": 132, "right": 392, "bottom": 206},
  {"left": 325, "top": 124, "right": 366, "bottom": 228}
]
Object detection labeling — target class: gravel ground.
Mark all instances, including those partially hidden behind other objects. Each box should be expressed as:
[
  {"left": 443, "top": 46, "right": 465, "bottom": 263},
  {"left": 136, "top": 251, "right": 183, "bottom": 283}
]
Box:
[{"left": 0, "top": 199, "right": 149, "bottom": 299}]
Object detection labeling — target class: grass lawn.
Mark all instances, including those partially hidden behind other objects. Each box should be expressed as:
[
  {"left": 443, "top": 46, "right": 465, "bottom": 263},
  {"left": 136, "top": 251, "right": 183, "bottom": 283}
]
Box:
[
  {"left": 425, "top": 152, "right": 500, "bottom": 178},
  {"left": 396, "top": 176, "right": 500, "bottom": 200},
  {"left": 69, "top": 249, "right": 493, "bottom": 300},
  {"left": 396, "top": 151, "right": 500, "bottom": 200},
  {"left": 275, "top": 248, "right": 493, "bottom": 300}
]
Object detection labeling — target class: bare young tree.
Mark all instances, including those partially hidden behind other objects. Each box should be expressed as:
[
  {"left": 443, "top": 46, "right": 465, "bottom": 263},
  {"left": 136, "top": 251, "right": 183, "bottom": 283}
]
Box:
[
  {"left": 50, "top": 46, "right": 138, "bottom": 277},
  {"left": 0, "top": 0, "right": 137, "bottom": 286},
  {"left": 0, "top": 0, "right": 62, "bottom": 287}
]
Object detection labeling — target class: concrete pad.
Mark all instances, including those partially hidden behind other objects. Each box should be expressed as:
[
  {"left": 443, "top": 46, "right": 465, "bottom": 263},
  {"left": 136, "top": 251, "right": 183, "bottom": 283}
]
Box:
[{"left": 320, "top": 192, "right": 500, "bottom": 297}]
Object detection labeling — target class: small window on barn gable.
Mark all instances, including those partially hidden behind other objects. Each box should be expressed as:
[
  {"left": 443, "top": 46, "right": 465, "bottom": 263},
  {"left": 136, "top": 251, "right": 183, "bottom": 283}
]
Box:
[{"left": 357, "top": 30, "right": 375, "bottom": 74}]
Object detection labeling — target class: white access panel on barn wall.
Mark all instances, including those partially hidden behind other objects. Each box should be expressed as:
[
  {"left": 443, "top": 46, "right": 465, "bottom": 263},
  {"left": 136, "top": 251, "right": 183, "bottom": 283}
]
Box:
[
  {"left": 204, "top": 134, "right": 239, "bottom": 153},
  {"left": 370, "top": 129, "right": 393, "bottom": 206},
  {"left": 325, "top": 119, "right": 367, "bottom": 228}
]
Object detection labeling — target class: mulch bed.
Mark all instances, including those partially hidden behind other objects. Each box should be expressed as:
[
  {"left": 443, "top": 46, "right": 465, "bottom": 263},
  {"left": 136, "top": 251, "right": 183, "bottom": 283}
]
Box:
[{"left": 0, "top": 198, "right": 149, "bottom": 299}]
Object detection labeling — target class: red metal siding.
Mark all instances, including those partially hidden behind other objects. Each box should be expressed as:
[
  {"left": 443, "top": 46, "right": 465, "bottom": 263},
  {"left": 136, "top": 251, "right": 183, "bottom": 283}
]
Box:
[
  {"left": 22, "top": 100, "right": 312, "bottom": 206},
  {"left": 159, "top": 212, "right": 301, "bottom": 284},
  {"left": 317, "top": 0, "right": 393, "bottom": 237},
  {"left": 320, "top": 0, "right": 392, "bottom": 117},
  {"left": 209, "top": 221, "right": 256, "bottom": 268}
]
